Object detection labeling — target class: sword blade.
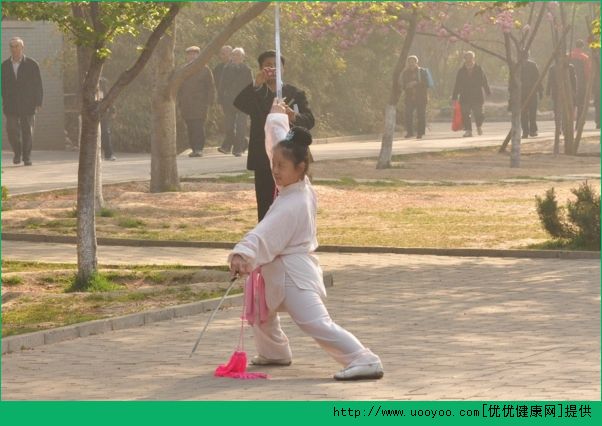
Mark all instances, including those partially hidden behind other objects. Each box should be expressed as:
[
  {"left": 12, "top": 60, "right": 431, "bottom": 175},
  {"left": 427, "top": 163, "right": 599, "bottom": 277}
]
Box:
[{"left": 189, "top": 275, "right": 238, "bottom": 357}]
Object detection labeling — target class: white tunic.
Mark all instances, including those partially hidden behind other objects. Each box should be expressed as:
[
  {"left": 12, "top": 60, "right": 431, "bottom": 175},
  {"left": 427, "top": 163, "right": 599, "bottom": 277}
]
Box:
[{"left": 229, "top": 113, "right": 326, "bottom": 311}]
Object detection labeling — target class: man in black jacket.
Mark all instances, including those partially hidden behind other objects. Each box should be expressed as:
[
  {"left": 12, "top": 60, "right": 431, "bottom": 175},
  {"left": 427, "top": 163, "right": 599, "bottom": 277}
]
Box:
[
  {"left": 451, "top": 51, "right": 490, "bottom": 137},
  {"left": 520, "top": 52, "right": 544, "bottom": 138},
  {"left": 234, "top": 50, "right": 314, "bottom": 221},
  {"left": 1, "top": 37, "right": 43, "bottom": 166}
]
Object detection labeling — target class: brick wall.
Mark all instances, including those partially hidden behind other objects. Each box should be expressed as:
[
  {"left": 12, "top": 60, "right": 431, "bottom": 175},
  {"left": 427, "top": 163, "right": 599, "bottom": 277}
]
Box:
[{"left": 2, "top": 20, "right": 65, "bottom": 150}]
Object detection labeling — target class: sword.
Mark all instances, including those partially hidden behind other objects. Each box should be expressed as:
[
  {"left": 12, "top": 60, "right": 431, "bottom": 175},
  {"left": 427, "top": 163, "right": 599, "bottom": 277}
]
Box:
[
  {"left": 275, "top": 3, "right": 283, "bottom": 101},
  {"left": 189, "top": 275, "right": 239, "bottom": 357}
]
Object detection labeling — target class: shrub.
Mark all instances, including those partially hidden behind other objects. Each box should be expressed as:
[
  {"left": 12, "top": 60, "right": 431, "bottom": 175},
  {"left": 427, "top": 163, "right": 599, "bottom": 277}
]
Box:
[
  {"left": 535, "top": 188, "right": 573, "bottom": 239},
  {"left": 567, "top": 182, "right": 601, "bottom": 249},
  {"left": 536, "top": 182, "right": 600, "bottom": 250}
]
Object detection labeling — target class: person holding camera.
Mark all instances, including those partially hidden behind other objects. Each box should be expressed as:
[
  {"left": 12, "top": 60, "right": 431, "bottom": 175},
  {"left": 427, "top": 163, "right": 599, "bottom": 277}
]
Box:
[{"left": 234, "top": 50, "right": 315, "bottom": 222}]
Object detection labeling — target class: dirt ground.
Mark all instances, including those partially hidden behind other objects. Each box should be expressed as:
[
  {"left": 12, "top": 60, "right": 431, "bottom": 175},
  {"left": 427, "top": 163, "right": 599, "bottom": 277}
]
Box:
[
  {"left": 311, "top": 138, "right": 600, "bottom": 181},
  {"left": 2, "top": 138, "right": 599, "bottom": 249}
]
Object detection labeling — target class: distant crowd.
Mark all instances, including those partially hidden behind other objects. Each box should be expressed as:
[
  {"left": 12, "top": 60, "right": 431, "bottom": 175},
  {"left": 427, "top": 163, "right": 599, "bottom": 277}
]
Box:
[{"left": 2, "top": 37, "right": 599, "bottom": 168}]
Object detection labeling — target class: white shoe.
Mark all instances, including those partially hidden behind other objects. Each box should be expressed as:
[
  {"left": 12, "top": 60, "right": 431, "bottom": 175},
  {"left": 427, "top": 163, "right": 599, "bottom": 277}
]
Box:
[
  {"left": 250, "top": 355, "right": 292, "bottom": 366},
  {"left": 462, "top": 130, "right": 473, "bottom": 137},
  {"left": 333, "top": 363, "right": 384, "bottom": 381}
]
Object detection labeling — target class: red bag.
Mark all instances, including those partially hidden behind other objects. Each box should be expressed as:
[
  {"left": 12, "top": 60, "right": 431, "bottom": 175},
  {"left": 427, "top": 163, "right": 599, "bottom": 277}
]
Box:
[{"left": 452, "top": 101, "right": 463, "bottom": 131}]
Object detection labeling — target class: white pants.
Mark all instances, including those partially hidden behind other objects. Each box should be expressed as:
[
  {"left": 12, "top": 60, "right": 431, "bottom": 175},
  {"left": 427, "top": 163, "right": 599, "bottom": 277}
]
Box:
[{"left": 252, "top": 276, "right": 381, "bottom": 368}]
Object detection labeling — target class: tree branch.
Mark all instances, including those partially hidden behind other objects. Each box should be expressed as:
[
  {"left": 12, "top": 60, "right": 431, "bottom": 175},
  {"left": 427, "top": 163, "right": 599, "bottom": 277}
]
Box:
[
  {"left": 441, "top": 24, "right": 507, "bottom": 62},
  {"left": 509, "top": 32, "right": 521, "bottom": 52},
  {"left": 99, "top": 2, "right": 182, "bottom": 115},
  {"left": 524, "top": 2, "right": 547, "bottom": 53},
  {"left": 90, "top": 1, "right": 101, "bottom": 32},
  {"left": 417, "top": 29, "right": 506, "bottom": 46},
  {"left": 389, "top": 8, "right": 418, "bottom": 106},
  {"left": 503, "top": 32, "right": 513, "bottom": 65},
  {"left": 167, "top": 1, "right": 270, "bottom": 96},
  {"left": 527, "top": 2, "right": 536, "bottom": 27}
]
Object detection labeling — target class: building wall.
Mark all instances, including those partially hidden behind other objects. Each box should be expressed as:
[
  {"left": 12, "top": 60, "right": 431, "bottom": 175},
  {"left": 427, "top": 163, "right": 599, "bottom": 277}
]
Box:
[{"left": 2, "top": 20, "right": 65, "bottom": 150}]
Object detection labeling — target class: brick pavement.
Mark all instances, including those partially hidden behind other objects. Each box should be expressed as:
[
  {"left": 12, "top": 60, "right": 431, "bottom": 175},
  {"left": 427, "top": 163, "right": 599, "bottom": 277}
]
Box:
[{"left": 1, "top": 252, "right": 599, "bottom": 400}]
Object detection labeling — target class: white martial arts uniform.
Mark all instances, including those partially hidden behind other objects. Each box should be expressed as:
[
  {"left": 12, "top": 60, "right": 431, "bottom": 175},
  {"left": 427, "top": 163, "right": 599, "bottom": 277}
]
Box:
[{"left": 229, "top": 113, "right": 381, "bottom": 368}]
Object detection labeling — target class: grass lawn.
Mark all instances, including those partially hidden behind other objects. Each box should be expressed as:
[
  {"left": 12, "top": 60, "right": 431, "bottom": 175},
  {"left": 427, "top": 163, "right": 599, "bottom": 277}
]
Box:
[{"left": 1, "top": 261, "right": 238, "bottom": 337}]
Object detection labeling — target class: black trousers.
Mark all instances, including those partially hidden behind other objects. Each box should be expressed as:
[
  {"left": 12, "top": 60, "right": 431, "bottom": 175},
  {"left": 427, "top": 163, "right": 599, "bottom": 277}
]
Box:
[
  {"left": 254, "top": 165, "right": 276, "bottom": 222},
  {"left": 185, "top": 118, "right": 206, "bottom": 153},
  {"left": 459, "top": 101, "right": 484, "bottom": 131},
  {"left": 221, "top": 104, "right": 248, "bottom": 154},
  {"left": 6, "top": 114, "right": 34, "bottom": 161},
  {"left": 521, "top": 96, "right": 538, "bottom": 136},
  {"left": 404, "top": 102, "right": 426, "bottom": 136},
  {"left": 100, "top": 116, "right": 114, "bottom": 158}
]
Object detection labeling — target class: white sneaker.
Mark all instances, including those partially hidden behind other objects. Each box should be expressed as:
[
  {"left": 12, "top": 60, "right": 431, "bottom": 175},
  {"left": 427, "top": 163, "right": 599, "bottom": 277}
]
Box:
[
  {"left": 250, "top": 355, "right": 292, "bottom": 366},
  {"left": 333, "top": 363, "right": 384, "bottom": 381},
  {"left": 462, "top": 130, "right": 473, "bottom": 137}
]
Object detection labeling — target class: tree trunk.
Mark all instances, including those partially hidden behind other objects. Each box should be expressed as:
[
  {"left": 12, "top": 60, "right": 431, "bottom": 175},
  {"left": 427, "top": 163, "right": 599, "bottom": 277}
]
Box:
[
  {"left": 377, "top": 106, "right": 397, "bottom": 169},
  {"left": 376, "top": 10, "right": 417, "bottom": 169},
  {"left": 150, "top": 20, "right": 180, "bottom": 193},
  {"left": 558, "top": 55, "right": 575, "bottom": 154},
  {"left": 77, "top": 98, "right": 101, "bottom": 285},
  {"left": 572, "top": 65, "right": 593, "bottom": 154},
  {"left": 558, "top": 3, "right": 575, "bottom": 154},
  {"left": 95, "top": 122, "right": 104, "bottom": 212},
  {"left": 509, "top": 63, "right": 522, "bottom": 168}
]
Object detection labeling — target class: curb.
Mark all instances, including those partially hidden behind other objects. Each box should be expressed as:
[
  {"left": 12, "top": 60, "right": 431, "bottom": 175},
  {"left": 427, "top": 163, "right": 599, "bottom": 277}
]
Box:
[
  {"left": 1, "top": 273, "right": 334, "bottom": 354},
  {"left": 2, "top": 233, "right": 599, "bottom": 259}
]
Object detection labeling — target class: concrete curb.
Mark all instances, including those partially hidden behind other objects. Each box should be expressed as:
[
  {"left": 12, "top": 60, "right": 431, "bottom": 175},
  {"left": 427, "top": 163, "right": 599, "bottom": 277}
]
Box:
[
  {"left": 1, "top": 293, "right": 242, "bottom": 354},
  {"left": 2, "top": 232, "right": 599, "bottom": 259},
  {"left": 1, "top": 273, "right": 334, "bottom": 354}
]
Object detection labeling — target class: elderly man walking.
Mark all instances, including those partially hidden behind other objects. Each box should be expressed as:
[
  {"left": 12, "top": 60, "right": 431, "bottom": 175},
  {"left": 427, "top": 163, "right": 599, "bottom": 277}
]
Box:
[
  {"left": 177, "top": 46, "right": 215, "bottom": 157},
  {"left": 218, "top": 47, "right": 253, "bottom": 156},
  {"left": 1, "top": 36, "right": 43, "bottom": 166},
  {"left": 451, "top": 51, "right": 491, "bottom": 138}
]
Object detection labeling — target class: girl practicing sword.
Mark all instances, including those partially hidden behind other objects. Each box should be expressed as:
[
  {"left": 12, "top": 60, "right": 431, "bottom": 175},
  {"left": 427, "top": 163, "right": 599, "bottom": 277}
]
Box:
[{"left": 228, "top": 100, "right": 384, "bottom": 381}]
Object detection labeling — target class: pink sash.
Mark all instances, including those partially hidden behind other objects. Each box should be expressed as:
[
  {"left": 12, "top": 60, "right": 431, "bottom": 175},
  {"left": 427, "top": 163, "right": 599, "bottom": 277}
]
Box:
[{"left": 243, "top": 267, "right": 269, "bottom": 325}]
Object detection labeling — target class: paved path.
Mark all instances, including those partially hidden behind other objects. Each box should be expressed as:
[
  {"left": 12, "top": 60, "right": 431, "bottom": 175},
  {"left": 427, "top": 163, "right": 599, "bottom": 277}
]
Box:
[
  {"left": 4, "top": 121, "right": 596, "bottom": 195},
  {"left": 1, "top": 245, "right": 599, "bottom": 400}
]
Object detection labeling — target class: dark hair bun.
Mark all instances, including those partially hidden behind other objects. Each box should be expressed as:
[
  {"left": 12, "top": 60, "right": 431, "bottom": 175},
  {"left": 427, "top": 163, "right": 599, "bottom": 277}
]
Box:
[{"left": 289, "top": 126, "right": 312, "bottom": 147}]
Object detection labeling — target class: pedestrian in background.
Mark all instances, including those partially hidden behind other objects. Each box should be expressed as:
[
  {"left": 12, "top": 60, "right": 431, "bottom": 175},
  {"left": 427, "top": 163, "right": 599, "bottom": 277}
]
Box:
[
  {"left": 218, "top": 47, "right": 253, "bottom": 156},
  {"left": 400, "top": 55, "right": 429, "bottom": 139},
  {"left": 177, "top": 46, "right": 215, "bottom": 157},
  {"left": 520, "top": 51, "right": 544, "bottom": 138},
  {"left": 451, "top": 51, "right": 491, "bottom": 138},
  {"left": 1, "top": 36, "right": 43, "bottom": 166}
]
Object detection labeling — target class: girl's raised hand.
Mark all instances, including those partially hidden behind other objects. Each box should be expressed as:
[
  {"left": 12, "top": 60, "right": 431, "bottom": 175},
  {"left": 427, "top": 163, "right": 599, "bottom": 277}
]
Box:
[{"left": 270, "top": 97, "right": 287, "bottom": 114}]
